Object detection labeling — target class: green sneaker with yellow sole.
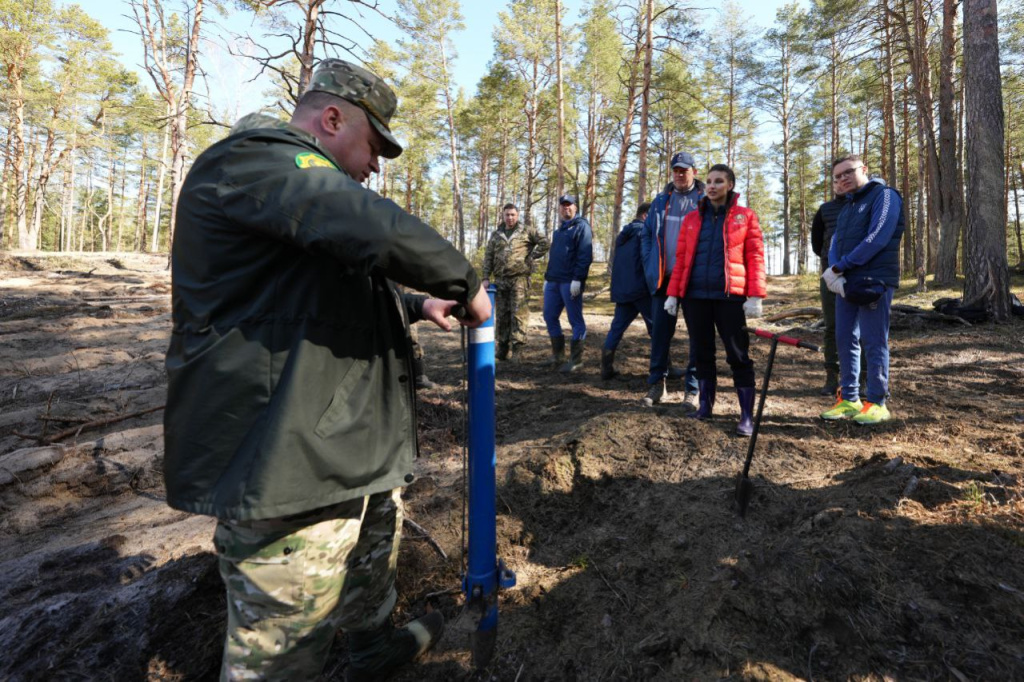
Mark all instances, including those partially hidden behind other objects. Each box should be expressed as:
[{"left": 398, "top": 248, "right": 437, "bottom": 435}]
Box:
[
  {"left": 820, "top": 398, "right": 863, "bottom": 420},
  {"left": 853, "top": 401, "right": 891, "bottom": 425}
]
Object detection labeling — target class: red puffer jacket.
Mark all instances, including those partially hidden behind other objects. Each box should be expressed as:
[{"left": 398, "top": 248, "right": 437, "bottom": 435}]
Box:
[{"left": 666, "top": 193, "right": 767, "bottom": 299}]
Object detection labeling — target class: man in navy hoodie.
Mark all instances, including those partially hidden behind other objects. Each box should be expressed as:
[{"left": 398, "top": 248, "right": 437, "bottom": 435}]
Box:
[
  {"left": 640, "top": 151, "right": 703, "bottom": 408},
  {"left": 602, "top": 202, "right": 653, "bottom": 380},
  {"left": 543, "top": 194, "right": 593, "bottom": 372},
  {"left": 820, "top": 154, "right": 904, "bottom": 425}
]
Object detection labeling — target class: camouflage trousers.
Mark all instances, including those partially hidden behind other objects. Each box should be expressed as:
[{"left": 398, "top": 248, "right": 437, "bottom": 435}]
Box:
[
  {"left": 215, "top": 488, "right": 403, "bottom": 681},
  {"left": 494, "top": 277, "right": 531, "bottom": 347}
]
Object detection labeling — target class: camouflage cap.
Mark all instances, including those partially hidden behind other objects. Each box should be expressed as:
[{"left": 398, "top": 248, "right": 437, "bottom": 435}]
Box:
[{"left": 306, "top": 59, "right": 402, "bottom": 159}]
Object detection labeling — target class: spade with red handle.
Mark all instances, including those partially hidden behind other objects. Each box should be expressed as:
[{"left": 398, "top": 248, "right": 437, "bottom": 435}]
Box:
[{"left": 736, "top": 327, "right": 821, "bottom": 517}]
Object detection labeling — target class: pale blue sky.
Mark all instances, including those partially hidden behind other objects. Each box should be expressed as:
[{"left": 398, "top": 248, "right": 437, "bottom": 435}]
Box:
[{"left": 74, "top": 0, "right": 802, "bottom": 115}]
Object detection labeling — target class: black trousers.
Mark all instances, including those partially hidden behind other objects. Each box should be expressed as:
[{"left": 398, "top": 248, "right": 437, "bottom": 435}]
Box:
[{"left": 680, "top": 297, "right": 755, "bottom": 388}]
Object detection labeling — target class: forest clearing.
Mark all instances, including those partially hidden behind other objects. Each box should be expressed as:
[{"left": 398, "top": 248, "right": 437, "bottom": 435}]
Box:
[{"left": 1, "top": 251, "right": 1022, "bottom": 681}]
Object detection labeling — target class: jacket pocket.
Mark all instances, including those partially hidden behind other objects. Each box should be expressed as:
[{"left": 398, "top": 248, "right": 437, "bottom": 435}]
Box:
[{"left": 313, "top": 357, "right": 375, "bottom": 439}]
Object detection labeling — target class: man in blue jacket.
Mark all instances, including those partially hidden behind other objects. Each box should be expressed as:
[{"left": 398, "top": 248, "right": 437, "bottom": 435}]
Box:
[
  {"left": 820, "top": 154, "right": 904, "bottom": 425},
  {"left": 640, "top": 151, "right": 703, "bottom": 408},
  {"left": 543, "top": 194, "right": 593, "bottom": 372},
  {"left": 602, "top": 202, "right": 653, "bottom": 380}
]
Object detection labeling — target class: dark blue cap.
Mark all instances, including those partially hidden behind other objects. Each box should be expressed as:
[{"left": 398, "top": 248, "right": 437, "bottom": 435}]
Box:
[
  {"left": 671, "top": 152, "right": 695, "bottom": 169},
  {"left": 558, "top": 194, "right": 577, "bottom": 205}
]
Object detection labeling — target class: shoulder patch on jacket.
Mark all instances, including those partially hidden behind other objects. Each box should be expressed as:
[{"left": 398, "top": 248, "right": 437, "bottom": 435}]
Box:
[
  {"left": 735, "top": 214, "right": 746, "bottom": 223},
  {"left": 295, "top": 152, "right": 337, "bottom": 170}
]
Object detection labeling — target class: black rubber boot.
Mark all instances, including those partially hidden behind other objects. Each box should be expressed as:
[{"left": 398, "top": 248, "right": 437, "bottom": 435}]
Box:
[
  {"left": 600, "top": 348, "right": 617, "bottom": 380},
  {"left": 346, "top": 611, "right": 445, "bottom": 682},
  {"left": 560, "top": 339, "right": 585, "bottom": 373},
  {"left": 690, "top": 379, "right": 716, "bottom": 420},
  {"left": 736, "top": 386, "right": 756, "bottom": 437},
  {"left": 496, "top": 342, "right": 509, "bottom": 362},
  {"left": 819, "top": 369, "right": 839, "bottom": 396},
  {"left": 412, "top": 357, "right": 436, "bottom": 390},
  {"left": 547, "top": 336, "right": 566, "bottom": 368}
]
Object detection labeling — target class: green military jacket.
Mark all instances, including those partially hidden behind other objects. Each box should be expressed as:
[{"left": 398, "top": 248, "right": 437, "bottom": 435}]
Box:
[
  {"left": 482, "top": 222, "right": 549, "bottom": 282},
  {"left": 164, "top": 114, "right": 480, "bottom": 521}
]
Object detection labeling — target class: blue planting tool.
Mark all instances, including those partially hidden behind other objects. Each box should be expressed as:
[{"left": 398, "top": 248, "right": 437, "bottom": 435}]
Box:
[{"left": 461, "top": 286, "right": 516, "bottom": 667}]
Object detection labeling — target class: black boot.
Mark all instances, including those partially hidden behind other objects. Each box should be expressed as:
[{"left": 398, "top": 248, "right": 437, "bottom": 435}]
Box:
[
  {"left": 496, "top": 342, "right": 509, "bottom": 362},
  {"left": 600, "top": 348, "right": 617, "bottom": 380},
  {"left": 736, "top": 386, "right": 755, "bottom": 437},
  {"left": 507, "top": 342, "right": 523, "bottom": 364},
  {"left": 548, "top": 336, "right": 566, "bottom": 368},
  {"left": 346, "top": 611, "right": 445, "bottom": 682},
  {"left": 819, "top": 369, "right": 838, "bottom": 396},
  {"left": 560, "top": 339, "right": 585, "bottom": 373},
  {"left": 412, "top": 357, "right": 436, "bottom": 390},
  {"left": 690, "top": 379, "right": 716, "bottom": 420}
]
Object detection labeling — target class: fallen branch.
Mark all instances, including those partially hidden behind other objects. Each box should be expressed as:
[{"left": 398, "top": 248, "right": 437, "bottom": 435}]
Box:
[
  {"left": 37, "top": 415, "right": 92, "bottom": 424},
  {"left": 14, "top": 405, "right": 165, "bottom": 445},
  {"left": 765, "top": 307, "right": 822, "bottom": 323},
  {"left": 80, "top": 295, "right": 169, "bottom": 304},
  {"left": 424, "top": 587, "right": 462, "bottom": 600},
  {"left": 403, "top": 517, "right": 448, "bottom": 560},
  {"left": 891, "top": 304, "right": 971, "bottom": 325}
]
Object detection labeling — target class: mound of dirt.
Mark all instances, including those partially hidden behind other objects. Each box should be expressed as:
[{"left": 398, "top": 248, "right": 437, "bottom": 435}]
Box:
[{"left": 2, "top": 254, "right": 1023, "bottom": 681}]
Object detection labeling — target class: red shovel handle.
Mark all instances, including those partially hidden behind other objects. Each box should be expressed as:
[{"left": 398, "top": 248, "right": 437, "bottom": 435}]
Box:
[{"left": 744, "top": 327, "right": 820, "bottom": 352}]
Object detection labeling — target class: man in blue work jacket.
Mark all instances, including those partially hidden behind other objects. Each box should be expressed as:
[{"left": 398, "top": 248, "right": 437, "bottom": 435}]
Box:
[{"left": 543, "top": 194, "right": 593, "bottom": 373}]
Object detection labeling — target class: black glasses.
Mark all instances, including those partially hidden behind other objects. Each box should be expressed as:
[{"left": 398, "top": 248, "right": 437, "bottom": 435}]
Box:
[{"left": 832, "top": 167, "right": 863, "bottom": 182}]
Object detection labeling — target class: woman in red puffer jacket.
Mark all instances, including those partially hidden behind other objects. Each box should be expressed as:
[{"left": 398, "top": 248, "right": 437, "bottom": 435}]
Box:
[{"left": 664, "top": 163, "right": 766, "bottom": 436}]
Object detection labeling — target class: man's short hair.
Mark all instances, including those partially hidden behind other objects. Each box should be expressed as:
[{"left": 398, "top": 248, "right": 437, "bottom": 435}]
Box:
[
  {"left": 502, "top": 203, "right": 518, "bottom": 212},
  {"left": 635, "top": 202, "right": 652, "bottom": 220},
  {"left": 832, "top": 153, "right": 864, "bottom": 170},
  {"left": 295, "top": 90, "right": 367, "bottom": 124}
]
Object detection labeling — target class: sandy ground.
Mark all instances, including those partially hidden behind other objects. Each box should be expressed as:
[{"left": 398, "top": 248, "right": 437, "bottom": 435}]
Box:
[{"left": 1, "top": 252, "right": 1022, "bottom": 681}]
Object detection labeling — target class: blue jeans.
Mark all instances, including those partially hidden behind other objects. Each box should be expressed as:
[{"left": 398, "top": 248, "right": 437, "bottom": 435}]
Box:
[
  {"left": 543, "top": 281, "right": 586, "bottom": 340},
  {"left": 603, "top": 296, "right": 653, "bottom": 351},
  {"left": 835, "top": 287, "right": 893, "bottom": 404},
  {"left": 648, "top": 293, "right": 698, "bottom": 391}
]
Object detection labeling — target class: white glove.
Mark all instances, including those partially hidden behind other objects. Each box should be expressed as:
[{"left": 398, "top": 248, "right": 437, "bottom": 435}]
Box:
[
  {"left": 570, "top": 280, "right": 582, "bottom": 298},
  {"left": 664, "top": 296, "right": 678, "bottom": 316},
  {"left": 821, "top": 268, "right": 846, "bottom": 297},
  {"left": 743, "top": 297, "right": 763, "bottom": 319}
]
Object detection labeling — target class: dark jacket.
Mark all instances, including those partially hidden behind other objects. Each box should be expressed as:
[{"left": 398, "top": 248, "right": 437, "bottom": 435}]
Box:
[
  {"left": 687, "top": 200, "right": 730, "bottom": 299},
  {"left": 640, "top": 180, "right": 705, "bottom": 295},
  {"left": 829, "top": 178, "right": 904, "bottom": 288},
  {"left": 610, "top": 219, "right": 648, "bottom": 303},
  {"left": 811, "top": 198, "right": 845, "bottom": 271},
  {"left": 544, "top": 214, "right": 593, "bottom": 283},
  {"left": 164, "top": 114, "right": 480, "bottom": 521}
]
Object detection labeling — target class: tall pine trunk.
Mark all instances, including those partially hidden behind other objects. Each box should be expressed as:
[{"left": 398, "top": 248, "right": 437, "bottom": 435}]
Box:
[
  {"left": 934, "top": 0, "right": 965, "bottom": 283},
  {"left": 962, "top": 0, "right": 1011, "bottom": 319},
  {"left": 636, "top": 0, "right": 653, "bottom": 203}
]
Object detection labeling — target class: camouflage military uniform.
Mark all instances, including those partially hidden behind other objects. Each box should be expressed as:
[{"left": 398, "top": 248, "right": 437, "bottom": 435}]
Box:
[
  {"left": 482, "top": 223, "right": 548, "bottom": 357},
  {"left": 217, "top": 489, "right": 402, "bottom": 681}
]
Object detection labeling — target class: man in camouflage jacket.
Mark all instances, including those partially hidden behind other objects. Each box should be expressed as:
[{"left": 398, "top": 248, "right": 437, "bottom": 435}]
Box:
[
  {"left": 164, "top": 59, "right": 490, "bottom": 681},
  {"left": 482, "top": 203, "right": 549, "bottom": 361}
]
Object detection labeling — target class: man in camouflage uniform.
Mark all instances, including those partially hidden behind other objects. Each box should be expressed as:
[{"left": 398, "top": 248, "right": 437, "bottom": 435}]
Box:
[
  {"left": 164, "top": 59, "right": 490, "bottom": 681},
  {"left": 482, "top": 203, "right": 549, "bottom": 361}
]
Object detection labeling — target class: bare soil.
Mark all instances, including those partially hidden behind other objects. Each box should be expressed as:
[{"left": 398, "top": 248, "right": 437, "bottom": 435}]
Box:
[{"left": 2, "top": 252, "right": 1023, "bottom": 681}]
